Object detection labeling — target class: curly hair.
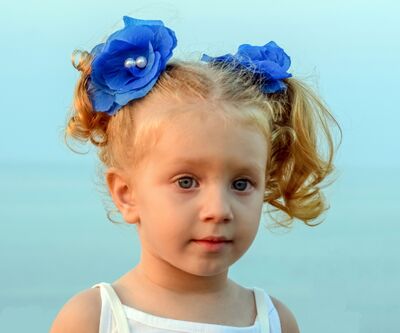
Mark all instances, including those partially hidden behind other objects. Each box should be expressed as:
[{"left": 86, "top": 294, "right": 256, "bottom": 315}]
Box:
[{"left": 65, "top": 49, "right": 342, "bottom": 228}]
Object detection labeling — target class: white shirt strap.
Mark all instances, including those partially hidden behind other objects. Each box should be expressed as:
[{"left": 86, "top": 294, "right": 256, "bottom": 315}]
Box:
[
  {"left": 253, "top": 287, "right": 270, "bottom": 333},
  {"left": 92, "top": 282, "right": 130, "bottom": 333}
]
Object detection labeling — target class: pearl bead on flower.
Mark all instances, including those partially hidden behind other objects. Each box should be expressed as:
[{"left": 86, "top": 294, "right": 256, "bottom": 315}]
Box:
[
  {"left": 124, "top": 58, "right": 135, "bottom": 68},
  {"left": 135, "top": 56, "right": 147, "bottom": 68},
  {"left": 124, "top": 56, "right": 148, "bottom": 69}
]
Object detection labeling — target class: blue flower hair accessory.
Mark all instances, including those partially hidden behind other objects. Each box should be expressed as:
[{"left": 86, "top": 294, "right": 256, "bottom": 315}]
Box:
[
  {"left": 87, "top": 16, "right": 177, "bottom": 115},
  {"left": 201, "top": 41, "right": 292, "bottom": 93}
]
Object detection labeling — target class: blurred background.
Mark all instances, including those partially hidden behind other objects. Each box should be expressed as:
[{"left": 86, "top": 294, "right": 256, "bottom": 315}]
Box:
[{"left": 1, "top": 0, "right": 399, "bottom": 331}]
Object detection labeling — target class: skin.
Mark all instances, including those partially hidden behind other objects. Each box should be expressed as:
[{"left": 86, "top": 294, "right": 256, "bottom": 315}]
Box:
[{"left": 50, "top": 99, "right": 300, "bottom": 332}]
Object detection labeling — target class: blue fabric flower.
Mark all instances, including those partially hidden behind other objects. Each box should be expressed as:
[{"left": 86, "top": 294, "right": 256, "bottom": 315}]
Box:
[
  {"left": 201, "top": 41, "right": 292, "bottom": 93},
  {"left": 87, "top": 16, "right": 177, "bottom": 115}
]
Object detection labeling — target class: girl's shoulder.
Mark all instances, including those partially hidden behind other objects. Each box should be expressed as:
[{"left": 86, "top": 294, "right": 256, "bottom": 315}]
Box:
[
  {"left": 49, "top": 287, "right": 101, "bottom": 333},
  {"left": 269, "top": 296, "right": 300, "bottom": 333}
]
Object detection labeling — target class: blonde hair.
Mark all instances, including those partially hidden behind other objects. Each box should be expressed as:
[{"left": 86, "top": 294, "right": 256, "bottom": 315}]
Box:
[{"left": 66, "top": 49, "right": 342, "bottom": 228}]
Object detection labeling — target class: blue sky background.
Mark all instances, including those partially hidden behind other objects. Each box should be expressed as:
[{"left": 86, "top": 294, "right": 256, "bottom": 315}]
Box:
[{"left": 1, "top": 1, "right": 400, "bottom": 332}]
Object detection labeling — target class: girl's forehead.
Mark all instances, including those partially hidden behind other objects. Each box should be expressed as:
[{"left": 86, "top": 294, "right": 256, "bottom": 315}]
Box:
[
  {"left": 158, "top": 111, "right": 257, "bottom": 143},
  {"left": 166, "top": 103, "right": 261, "bottom": 131},
  {"left": 156, "top": 117, "right": 267, "bottom": 159},
  {"left": 139, "top": 93, "right": 242, "bottom": 119},
  {"left": 132, "top": 94, "right": 269, "bottom": 158}
]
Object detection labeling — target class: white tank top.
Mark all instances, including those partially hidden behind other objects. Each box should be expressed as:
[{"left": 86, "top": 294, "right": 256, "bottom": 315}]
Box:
[{"left": 92, "top": 282, "right": 282, "bottom": 333}]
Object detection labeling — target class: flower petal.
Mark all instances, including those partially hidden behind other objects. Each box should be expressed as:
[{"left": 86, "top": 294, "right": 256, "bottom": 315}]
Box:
[
  {"left": 152, "top": 26, "right": 177, "bottom": 62},
  {"left": 107, "top": 39, "right": 139, "bottom": 55},
  {"left": 88, "top": 83, "right": 115, "bottom": 112},
  {"left": 123, "top": 16, "right": 164, "bottom": 28},
  {"left": 124, "top": 51, "right": 161, "bottom": 90},
  {"left": 257, "top": 60, "right": 288, "bottom": 79},
  {"left": 114, "top": 74, "right": 159, "bottom": 105},
  {"left": 103, "top": 26, "right": 154, "bottom": 53},
  {"left": 262, "top": 79, "right": 287, "bottom": 93},
  {"left": 237, "top": 44, "right": 263, "bottom": 60},
  {"left": 105, "top": 102, "right": 122, "bottom": 116},
  {"left": 90, "top": 43, "right": 105, "bottom": 57}
]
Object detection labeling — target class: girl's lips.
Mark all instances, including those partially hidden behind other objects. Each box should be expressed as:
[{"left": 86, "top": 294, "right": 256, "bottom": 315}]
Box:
[{"left": 193, "top": 239, "right": 233, "bottom": 252}]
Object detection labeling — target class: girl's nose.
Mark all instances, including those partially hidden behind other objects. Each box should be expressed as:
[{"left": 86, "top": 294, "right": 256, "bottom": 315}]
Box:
[{"left": 199, "top": 185, "right": 234, "bottom": 223}]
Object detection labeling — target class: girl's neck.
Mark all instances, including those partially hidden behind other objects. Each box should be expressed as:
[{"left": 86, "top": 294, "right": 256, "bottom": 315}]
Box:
[
  {"left": 132, "top": 261, "right": 233, "bottom": 297},
  {"left": 114, "top": 263, "right": 256, "bottom": 327}
]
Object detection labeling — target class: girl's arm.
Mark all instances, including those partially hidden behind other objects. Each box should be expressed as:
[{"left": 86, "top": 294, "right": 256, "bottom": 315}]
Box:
[
  {"left": 271, "top": 297, "right": 300, "bottom": 333},
  {"left": 49, "top": 288, "right": 101, "bottom": 333}
]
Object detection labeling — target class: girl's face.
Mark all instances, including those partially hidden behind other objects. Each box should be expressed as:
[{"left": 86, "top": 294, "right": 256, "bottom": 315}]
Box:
[{"left": 127, "top": 104, "right": 268, "bottom": 278}]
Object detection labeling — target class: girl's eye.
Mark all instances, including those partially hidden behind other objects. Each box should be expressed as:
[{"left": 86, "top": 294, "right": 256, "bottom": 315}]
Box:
[
  {"left": 232, "top": 179, "right": 253, "bottom": 192},
  {"left": 175, "top": 177, "right": 253, "bottom": 191},
  {"left": 176, "top": 177, "right": 198, "bottom": 189}
]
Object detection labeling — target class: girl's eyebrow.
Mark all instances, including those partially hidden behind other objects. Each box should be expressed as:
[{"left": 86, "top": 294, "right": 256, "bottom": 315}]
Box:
[{"left": 170, "top": 157, "right": 264, "bottom": 174}]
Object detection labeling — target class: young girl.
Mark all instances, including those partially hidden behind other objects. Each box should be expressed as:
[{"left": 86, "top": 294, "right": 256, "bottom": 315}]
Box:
[{"left": 51, "top": 16, "right": 341, "bottom": 333}]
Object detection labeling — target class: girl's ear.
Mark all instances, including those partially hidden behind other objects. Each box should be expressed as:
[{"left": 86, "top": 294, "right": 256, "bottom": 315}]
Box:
[{"left": 105, "top": 167, "right": 140, "bottom": 224}]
